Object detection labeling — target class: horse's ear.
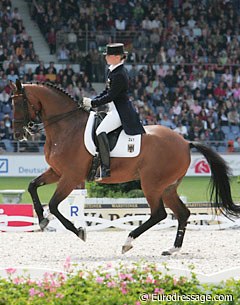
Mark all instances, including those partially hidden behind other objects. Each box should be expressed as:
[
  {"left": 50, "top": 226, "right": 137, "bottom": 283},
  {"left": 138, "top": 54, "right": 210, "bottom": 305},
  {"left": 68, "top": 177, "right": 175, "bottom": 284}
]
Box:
[
  {"left": 16, "top": 78, "right": 23, "bottom": 92},
  {"left": 9, "top": 80, "right": 17, "bottom": 92}
]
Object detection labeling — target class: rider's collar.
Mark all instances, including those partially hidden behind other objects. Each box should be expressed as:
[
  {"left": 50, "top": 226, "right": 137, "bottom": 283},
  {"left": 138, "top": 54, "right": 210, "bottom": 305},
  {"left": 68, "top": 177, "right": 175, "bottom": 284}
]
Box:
[{"left": 109, "top": 61, "right": 124, "bottom": 72}]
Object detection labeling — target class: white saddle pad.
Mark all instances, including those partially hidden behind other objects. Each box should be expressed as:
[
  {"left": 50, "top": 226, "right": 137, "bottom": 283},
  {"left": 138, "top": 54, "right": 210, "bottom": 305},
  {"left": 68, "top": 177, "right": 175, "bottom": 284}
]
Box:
[{"left": 84, "top": 112, "right": 141, "bottom": 157}]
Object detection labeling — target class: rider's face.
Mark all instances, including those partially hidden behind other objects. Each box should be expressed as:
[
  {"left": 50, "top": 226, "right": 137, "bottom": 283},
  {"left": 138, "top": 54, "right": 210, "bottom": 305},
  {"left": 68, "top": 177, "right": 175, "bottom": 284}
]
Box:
[{"left": 105, "top": 54, "right": 122, "bottom": 65}]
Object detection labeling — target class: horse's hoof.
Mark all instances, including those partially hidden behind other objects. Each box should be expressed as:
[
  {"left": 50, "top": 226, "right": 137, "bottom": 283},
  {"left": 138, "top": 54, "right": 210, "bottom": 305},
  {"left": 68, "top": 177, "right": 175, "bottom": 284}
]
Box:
[
  {"left": 122, "top": 244, "right": 133, "bottom": 254},
  {"left": 161, "top": 250, "right": 172, "bottom": 256},
  {"left": 77, "top": 227, "right": 86, "bottom": 242},
  {"left": 162, "top": 247, "right": 180, "bottom": 256},
  {"left": 39, "top": 218, "right": 50, "bottom": 230}
]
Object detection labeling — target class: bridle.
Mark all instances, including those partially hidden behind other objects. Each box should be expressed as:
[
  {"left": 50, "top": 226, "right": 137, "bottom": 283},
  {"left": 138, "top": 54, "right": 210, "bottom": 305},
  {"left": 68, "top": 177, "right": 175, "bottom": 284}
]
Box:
[
  {"left": 12, "top": 86, "right": 84, "bottom": 140},
  {"left": 12, "top": 86, "right": 39, "bottom": 140}
]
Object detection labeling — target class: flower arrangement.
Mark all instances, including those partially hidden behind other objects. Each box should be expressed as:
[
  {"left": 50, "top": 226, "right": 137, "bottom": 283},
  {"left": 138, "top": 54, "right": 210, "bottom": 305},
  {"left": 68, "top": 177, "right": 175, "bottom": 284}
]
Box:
[{"left": 0, "top": 259, "right": 239, "bottom": 304}]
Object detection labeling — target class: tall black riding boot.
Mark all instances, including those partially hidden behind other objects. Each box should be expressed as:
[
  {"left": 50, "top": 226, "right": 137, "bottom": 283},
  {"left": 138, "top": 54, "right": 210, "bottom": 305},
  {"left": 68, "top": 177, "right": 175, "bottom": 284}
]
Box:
[{"left": 96, "top": 132, "right": 111, "bottom": 180}]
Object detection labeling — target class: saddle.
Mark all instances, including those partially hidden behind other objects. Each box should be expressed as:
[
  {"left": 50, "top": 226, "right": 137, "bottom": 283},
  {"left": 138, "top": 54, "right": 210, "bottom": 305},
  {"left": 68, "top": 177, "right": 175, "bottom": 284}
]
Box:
[{"left": 84, "top": 111, "right": 141, "bottom": 181}]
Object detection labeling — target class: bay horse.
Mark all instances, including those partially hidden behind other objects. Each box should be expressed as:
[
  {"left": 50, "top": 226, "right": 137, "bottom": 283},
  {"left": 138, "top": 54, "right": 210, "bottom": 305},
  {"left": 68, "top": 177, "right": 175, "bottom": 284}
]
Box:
[{"left": 10, "top": 80, "right": 240, "bottom": 255}]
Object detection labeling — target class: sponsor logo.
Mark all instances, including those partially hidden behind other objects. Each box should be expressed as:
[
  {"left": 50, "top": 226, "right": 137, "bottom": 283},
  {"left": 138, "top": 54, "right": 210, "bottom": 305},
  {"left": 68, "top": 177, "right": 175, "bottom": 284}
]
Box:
[
  {"left": 195, "top": 160, "right": 210, "bottom": 173},
  {"left": 0, "top": 159, "right": 8, "bottom": 173}
]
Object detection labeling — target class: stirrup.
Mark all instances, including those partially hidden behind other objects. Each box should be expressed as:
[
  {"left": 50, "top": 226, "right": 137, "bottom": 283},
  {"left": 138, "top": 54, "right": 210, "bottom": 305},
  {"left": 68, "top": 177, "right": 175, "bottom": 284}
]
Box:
[{"left": 95, "top": 166, "right": 110, "bottom": 181}]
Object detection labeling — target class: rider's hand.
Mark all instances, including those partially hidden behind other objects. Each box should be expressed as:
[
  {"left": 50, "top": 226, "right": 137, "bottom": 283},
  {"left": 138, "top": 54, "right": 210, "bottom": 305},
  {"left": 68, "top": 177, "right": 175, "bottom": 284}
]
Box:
[{"left": 82, "top": 97, "right": 92, "bottom": 111}]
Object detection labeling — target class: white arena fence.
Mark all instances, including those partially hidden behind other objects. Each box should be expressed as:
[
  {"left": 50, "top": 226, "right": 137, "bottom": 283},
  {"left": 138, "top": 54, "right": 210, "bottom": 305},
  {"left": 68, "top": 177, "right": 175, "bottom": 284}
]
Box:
[{"left": 1, "top": 190, "right": 240, "bottom": 232}]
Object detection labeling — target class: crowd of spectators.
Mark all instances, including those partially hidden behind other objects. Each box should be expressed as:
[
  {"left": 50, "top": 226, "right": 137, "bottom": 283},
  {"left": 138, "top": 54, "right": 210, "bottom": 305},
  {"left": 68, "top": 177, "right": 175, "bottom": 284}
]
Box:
[
  {"left": 0, "top": 0, "right": 239, "bottom": 153},
  {"left": 0, "top": 0, "right": 39, "bottom": 152},
  {"left": 30, "top": 1, "right": 240, "bottom": 73}
]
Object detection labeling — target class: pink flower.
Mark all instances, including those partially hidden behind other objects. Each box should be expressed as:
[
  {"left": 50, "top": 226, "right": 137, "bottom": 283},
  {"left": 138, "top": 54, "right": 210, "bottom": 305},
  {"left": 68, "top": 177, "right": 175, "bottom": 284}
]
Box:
[
  {"left": 121, "top": 287, "right": 128, "bottom": 294},
  {"left": 107, "top": 281, "right": 116, "bottom": 288},
  {"left": 135, "top": 302, "right": 141, "bottom": 305},
  {"left": 154, "top": 288, "right": 164, "bottom": 294},
  {"left": 29, "top": 288, "right": 38, "bottom": 297},
  {"left": 78, "top": 271, "right": 84, "bottom": 278},
  {"left": 5, "top": 268, "right": 16, "bottom": 275},
  {"left": 64, "top": 256, "right": 71, "bottom": 272},
  {"left": 96, "top": 276, "right": 104, "bottom": 283},
  {"left": 145, "top": 276, "right": 154, "bottom": 283},
  {"left": 12, "top": 277, "right": 23, "bottom": 284},
  {"left": 44, "top": 272, "right": 50, "bottom": 279},
  {"left": 173, "top": 277, "right": 178, "bottom": 286},
  {"left": 125, "top": 274, "right": 133, "bottom": 281},
  {"left": 38, "top": 292, "right": 45, "bottom": 297},
  {"left": 56, "top": 293, "right": 64, "bottom": 299},
  {"left": 106, "top": 263, "right": 112, "bottom": 268},
  {"left": 119, "top": 273, "right": 133, "bottom": 281},
  {"left": 119, "top": 273, "right": 125, "bottom": 280}
]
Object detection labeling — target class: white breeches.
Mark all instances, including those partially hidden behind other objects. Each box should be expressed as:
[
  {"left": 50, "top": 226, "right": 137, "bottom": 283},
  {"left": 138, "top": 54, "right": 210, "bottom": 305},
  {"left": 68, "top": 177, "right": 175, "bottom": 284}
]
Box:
[{"left": 96, "top": 102, "right": 122, "bottom": 135}]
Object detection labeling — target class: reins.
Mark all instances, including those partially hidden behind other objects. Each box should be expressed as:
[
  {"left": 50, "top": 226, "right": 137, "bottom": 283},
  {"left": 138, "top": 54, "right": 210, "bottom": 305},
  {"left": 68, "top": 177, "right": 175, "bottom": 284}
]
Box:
[{"left": 36, "top": 107, "right": 82, "bottom": 132}]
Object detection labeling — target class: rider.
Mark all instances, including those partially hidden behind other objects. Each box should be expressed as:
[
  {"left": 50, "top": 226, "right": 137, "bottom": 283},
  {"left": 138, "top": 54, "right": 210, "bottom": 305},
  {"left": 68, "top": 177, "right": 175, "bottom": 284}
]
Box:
[{"left": 83, "top": 43, "right": 145, "bottom": 180}]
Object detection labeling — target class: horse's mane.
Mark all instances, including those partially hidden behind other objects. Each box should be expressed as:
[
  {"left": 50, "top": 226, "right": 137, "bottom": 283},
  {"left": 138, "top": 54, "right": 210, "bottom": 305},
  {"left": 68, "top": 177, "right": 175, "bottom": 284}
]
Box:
[
  {"left": 27, "top": 81, "right": 89, "bottom": 112},
  {"left": 44, "top": 82, "right": 78, "bottom": 103},
  {"left": 30, "top": 81, "right": 84, "bottom": 106}
]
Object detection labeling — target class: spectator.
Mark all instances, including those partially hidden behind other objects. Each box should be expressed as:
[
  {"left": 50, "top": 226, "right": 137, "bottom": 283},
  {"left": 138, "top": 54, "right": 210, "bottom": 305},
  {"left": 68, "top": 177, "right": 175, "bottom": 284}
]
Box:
[
  {"left": 190, "top": 100, "right": 202, "bottom": 115},
  {"left": 174, "top": 122, "right": 188, "bottom": 139},
  {"left": 228, "top": 108, "right": 239, "bottom": 125},
  {"left": 160, "top": 113, "right": 174, "bottom": 129},
  {"left": 57, "top": 44, "right": 70, "bottom": 61},
  {"left": 35, "top": 61, "right": 46, "bottom": 75},
  {"left": 115, "top": 15, "right": 126, "bottom": 31},
  {"left": 47, "top": 27, "right": 56, "bottom": 55},
  {"left": 0, "top": 88, "right": 10, "bottom": 104},
  {"left": 233, "top": 136, "right": 240, "bottom": 152}
]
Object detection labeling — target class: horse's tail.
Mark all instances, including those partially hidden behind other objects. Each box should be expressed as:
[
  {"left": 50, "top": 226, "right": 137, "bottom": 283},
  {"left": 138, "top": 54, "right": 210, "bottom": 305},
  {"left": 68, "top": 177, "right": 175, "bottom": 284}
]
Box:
[{"left": 189, "top": 142, "right": 240, "bottom": 218}]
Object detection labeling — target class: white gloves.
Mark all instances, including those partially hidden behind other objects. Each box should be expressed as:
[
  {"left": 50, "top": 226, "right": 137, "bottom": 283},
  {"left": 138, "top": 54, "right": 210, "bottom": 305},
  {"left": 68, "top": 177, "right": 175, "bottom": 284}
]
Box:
[{"left": 82, "top": 97, "right": 92, "bottom": 111}]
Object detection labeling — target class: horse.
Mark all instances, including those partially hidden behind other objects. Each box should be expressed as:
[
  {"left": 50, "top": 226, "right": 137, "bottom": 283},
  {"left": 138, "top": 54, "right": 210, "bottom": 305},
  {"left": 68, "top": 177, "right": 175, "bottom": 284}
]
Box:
[{"left": 10, "top": 79, "right": 240, "bottom": 255}]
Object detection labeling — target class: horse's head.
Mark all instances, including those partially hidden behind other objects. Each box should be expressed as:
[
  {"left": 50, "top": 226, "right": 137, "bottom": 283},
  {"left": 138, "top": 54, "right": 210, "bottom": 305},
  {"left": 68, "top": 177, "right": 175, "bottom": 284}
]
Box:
[{"left": 10, "top": 79, "right": 39, "bottom": 140}]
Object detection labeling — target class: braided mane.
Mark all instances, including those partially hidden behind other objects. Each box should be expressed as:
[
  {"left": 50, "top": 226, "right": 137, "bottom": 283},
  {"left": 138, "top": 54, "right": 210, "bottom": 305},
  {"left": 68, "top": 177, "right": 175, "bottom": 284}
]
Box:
[
  {"left": 44, "top": 82, "right": 78, "bottom": 103},
  {"left": 28, "top": 81, "right": 88, "bottom": 111}
]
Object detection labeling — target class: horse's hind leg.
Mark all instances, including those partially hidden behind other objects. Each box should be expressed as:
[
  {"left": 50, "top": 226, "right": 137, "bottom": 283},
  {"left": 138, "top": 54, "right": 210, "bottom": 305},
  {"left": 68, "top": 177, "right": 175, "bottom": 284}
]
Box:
[
  {"left": 28, "top": 168, "right": 59, "bottom": 230},
  {"left": 161, "top": 184, "right": 190, "bottom": 255},
  {"left": 122, "top": 196, "right": 167, "bottom": 254}
]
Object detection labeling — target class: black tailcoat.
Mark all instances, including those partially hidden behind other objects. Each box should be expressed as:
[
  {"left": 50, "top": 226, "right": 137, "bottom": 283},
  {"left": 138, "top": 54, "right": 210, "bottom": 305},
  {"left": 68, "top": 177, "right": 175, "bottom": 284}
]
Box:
[{"left": 91, "top": 64, "right": 145, "bottom": 135}]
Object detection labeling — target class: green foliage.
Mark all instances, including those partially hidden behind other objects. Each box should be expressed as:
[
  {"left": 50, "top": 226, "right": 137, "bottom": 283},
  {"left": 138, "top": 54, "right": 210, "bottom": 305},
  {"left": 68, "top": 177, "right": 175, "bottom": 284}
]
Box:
[
  {"left": 86, "top": 180, "right": 144, "bottom": 198},
  {"left": 0, "top": 262, "right": 238, "bottom": 305}
]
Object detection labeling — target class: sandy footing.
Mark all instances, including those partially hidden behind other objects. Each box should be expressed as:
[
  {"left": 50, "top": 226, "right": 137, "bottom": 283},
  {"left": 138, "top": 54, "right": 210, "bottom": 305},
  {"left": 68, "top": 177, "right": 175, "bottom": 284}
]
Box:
[{"left": 1, "top": 229, "right": 239, "bottom": 277}]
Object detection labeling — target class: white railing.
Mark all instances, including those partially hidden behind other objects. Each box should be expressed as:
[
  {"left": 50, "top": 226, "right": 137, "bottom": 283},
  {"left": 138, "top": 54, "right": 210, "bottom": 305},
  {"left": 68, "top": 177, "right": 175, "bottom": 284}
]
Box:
[
  {"left": 1, "top": 190, "right": 240, "bottom": 232},
  {"left": 1, "top": 212, "right": 240, "bottom": 232}
]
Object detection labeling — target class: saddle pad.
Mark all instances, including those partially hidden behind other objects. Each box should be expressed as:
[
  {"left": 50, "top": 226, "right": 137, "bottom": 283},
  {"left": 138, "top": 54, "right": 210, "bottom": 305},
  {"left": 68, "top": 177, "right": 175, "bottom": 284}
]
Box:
[{"left": 84, "top": 112, "right": 141, "bottom": 157}]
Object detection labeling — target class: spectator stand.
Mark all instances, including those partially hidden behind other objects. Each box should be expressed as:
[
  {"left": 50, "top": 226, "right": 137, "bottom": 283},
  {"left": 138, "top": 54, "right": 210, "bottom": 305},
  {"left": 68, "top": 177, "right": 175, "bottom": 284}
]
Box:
[{"left": 0, "top": 0, "right": 239, "bottom": 152}]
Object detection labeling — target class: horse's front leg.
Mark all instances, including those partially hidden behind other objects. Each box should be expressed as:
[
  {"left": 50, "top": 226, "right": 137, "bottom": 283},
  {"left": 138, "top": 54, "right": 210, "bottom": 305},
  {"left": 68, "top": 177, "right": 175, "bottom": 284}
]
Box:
[
  {"left": 28, "top": 168, "right": 59, "bottom": 230},
  {"left": 48, "top": 177, "right": 86, "bottom": 241}
]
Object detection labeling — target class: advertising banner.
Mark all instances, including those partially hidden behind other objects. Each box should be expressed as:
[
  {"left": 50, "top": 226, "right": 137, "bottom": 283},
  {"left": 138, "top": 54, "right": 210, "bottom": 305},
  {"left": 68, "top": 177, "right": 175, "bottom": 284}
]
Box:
[
  {"left": 0, "top": 154, "right": 239, "bottom": 177},
  {"left": 0, "top": 204, "right": 33, "bottom": 228},
  {"left": 186, "top": 154, "right": 240, "bottom": 176},
  {"left": 0, "top": 155, "right": 48, "bottom": 177}
]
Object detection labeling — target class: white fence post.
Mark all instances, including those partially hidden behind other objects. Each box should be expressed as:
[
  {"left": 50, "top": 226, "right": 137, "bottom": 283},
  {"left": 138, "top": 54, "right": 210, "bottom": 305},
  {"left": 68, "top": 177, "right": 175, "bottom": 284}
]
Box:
[{"left": 58, "top": 189, "right": 87, "bottom": 230}]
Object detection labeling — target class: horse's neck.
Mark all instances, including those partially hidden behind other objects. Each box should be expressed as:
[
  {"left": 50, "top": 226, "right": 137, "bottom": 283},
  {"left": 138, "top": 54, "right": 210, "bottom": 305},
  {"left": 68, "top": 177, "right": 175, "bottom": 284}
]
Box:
[
  {"left": 29, "top": 85, "right": 89, "bottom": 139},
  {"left": 44, "top": 106, "right": 89, "bottom": 142}
]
